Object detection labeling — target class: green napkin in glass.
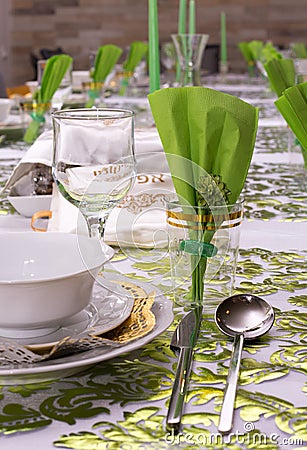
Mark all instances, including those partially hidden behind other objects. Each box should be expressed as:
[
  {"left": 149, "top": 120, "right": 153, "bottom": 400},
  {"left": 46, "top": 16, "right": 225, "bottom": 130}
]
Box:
[
  {"left": 275, "top": 82, "right": 307, "bottom": 167},
  {"left": 238, "top": 42, "right": 256, "bottom": 76},
  {"left": 92, "top": 44, "right": 123, "bottom": 82},
  {"left": 86, "top": 44, "right": 122, "bottom": 107},
  {"left": 148, "top": 86, "right": 258, "bottom": 304},
  {"left": 119, "top": 41, "right": 148, "bottom": 96},
  {"left": 291, "top": 42, "right": 307, "bottom": 58},
  {"left": 260, "top": 42, "right": 282, "bottom": 63},
  {"left": 264, "top": 58, "right": 296, "bottom": 97},
  {"left": 24, "top": 54, "right": 73, "bottom": 144},
  {"left": 247, "top": 40, "right": 264, "bottom": 61}
]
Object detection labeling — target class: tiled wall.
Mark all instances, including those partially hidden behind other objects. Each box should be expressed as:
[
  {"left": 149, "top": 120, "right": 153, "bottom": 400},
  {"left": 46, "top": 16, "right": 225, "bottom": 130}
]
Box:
[{"left": 8, "top": 0, "right": 307, "bottom": 85}]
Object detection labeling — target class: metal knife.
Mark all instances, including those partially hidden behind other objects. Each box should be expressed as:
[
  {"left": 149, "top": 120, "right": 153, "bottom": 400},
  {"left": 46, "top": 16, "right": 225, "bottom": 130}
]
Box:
[{"left": 166, "top": 307, "right": 202, "bottom": 431}]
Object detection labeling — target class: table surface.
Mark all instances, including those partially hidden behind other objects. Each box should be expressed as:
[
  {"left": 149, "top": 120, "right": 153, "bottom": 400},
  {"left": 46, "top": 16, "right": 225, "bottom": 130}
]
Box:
[{"left": 0, "top": 74, "right": 306, "bottom": 450}]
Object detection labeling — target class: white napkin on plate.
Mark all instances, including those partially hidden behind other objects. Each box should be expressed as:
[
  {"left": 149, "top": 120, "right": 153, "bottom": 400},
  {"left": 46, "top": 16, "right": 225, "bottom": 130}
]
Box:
[{"left": 3, "top": 129, "right": 53, "bottom": 192}]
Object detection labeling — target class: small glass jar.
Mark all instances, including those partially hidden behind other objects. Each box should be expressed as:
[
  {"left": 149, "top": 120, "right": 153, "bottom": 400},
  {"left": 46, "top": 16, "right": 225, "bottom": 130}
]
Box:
[
  {"left": 82, "top": 81, "right": 105, "bottom": 107},
  {"left": 20, "top": 100, "right": 51, "bottom": 144}
]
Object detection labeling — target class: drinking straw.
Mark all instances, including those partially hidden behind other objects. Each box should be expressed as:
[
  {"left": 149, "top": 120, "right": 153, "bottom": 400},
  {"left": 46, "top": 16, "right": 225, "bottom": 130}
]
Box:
[
  {"left": 189, "top": 0, "right": 196, "bottom": 35},
  {"left": 220, "top": 12, "right": 227, "bottom": 64}
]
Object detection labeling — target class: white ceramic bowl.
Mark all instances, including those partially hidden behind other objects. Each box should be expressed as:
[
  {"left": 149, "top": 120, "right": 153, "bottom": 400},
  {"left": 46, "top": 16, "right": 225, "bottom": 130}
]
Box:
[
  {"left": 0, "top": 98, "right": 12, "bottom": 122},
  {"left": 8, "top": 194, "right": 52, "bottom": 217},
  {"left": 0, "top": 232, "right": 114, "bottom": 338}
]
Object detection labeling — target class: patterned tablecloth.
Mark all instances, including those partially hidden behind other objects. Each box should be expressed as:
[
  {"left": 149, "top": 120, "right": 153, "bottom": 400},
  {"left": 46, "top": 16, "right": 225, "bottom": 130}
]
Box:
[{"left": 0, "top": 75, "right": 306, "bottom": 450}]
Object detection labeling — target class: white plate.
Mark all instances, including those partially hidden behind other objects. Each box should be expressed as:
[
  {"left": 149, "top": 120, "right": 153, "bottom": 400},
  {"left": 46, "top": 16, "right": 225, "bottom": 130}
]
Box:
[
  {"left": 14, "top": 282, "right": 135, "bottom": 352},
  {"left": 0, "top": 294, "right": 173, "bottom": 385}
]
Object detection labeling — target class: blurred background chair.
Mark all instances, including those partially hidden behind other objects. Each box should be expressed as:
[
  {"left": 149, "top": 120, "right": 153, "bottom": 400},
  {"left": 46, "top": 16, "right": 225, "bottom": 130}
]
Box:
[{"left": 202, "top": 44, "right": 220, "bottom": 74}]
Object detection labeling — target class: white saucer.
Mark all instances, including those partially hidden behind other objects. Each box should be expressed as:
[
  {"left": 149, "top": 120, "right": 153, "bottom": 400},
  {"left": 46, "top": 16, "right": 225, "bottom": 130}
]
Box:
[
  {"left": 0, "top": 293, "right": 173, "bottom": 385},
  {"left": 9, "top": 284, "right": 134, "bottom": 353}
]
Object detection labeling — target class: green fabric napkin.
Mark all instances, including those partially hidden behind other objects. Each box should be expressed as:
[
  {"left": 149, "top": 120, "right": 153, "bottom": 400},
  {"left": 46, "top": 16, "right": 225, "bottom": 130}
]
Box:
[
  {"left": 148, "top": 87, "right": 258, "bottom": 304},
  {"left": 247, "top": 40, "right": 264, "bottom": 61},
  {"left": 247, "top": 40, "right": 281, "bottom": 65},
  {"left": 264, "top": 58, "right": 296, "bottom": 97},
  {"left": 36, "top": 54, "right": 73, "bottom": 103},
  {"left": 119, "top": 41, "right": 148, "bottom": 96},
  {"left": 86, "top": 44, "right": 122, "bottom": 107},
  {"left": 238, "top": 42, "right": 256, "bottom": 76},
  {"left": 275, "top": 82, "right": 307, "bottom": 167},
  {"left": 291, "top": 42, "right": 307, "bottom": 58},
  {"left": 123, "top": 41, "right": 148, "bottom": 73},
  {"left": 24, "top": 54, "right": 73, "bottom": 144},
  {"left": 92, "top": 44, "right": 123, "bottom": 82},
  {"left": 261, "top": 42, "right": 282, "bottom": 63}
]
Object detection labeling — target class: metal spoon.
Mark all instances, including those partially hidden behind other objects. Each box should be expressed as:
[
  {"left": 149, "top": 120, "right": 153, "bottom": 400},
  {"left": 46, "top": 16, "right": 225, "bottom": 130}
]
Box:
[{"left": 215, "top": 294, "right": 275, "bottom": 434}]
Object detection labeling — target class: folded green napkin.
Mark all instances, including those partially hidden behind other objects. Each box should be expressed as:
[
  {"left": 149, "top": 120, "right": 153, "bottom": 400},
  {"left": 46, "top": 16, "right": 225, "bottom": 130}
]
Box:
[
  {"left": 238, "top": 42, "right": 256, "bottom": 76},
  {"left": 148, "top": 87, "right": 258, "bottom": 304},
  {"left": 275, "top": 82, "right": 307, "bottom": 167},
  {"left": 24, "top": 54, "right": 73, "bottom": 144},
  {"left": 291, "top": 42, "right": 307, "bottom": 58},
  {"left": 86, "top": 44, "right": 122, "bottom": 107},
  {"left": 123, "top": 41, "right": 148, "bottom": 73},
  {"left": 247, "top": 40, "right": 281, "bottom": 64},
  {"left": 119, "top": 41, "right": 148, "bottom": 95},
  {"left": 247, "top": 40, "right": 264, "bottom": 61},
  {"left": 264, "top": 58, "right": 296, "bottom": 97},
  {"left": 92, "top": 44, "right": 123, "bottom": 82},
  {"left": 261, "top": 42, "right": 282, "bottom": 63}
]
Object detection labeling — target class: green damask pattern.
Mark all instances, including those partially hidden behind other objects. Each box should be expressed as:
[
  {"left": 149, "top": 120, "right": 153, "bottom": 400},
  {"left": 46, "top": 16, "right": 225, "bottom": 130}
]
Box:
[
  {"left": 0, "top": 247, "right": 306, "bottom": 450},
  {"left": 0, "top": 83, "right": 306, "bottom": 449},
  {"left": 255, "top": 126, "right": 288, "bottom": 153},
  {"left": 244, "top": 163, "right": 307, "bottom": 221}
]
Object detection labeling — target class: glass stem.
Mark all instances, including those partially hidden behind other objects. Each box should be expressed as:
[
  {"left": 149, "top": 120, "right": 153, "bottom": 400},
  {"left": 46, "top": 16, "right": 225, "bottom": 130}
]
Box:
[{"left": 86, "top": 215, "right": 107, "bottom": 240}]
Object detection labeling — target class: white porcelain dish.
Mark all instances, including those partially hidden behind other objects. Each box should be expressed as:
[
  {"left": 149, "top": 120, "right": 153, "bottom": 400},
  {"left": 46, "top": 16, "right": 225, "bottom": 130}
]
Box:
[
  {"left": 0, "top": 294, "right": 173, "bottom": 385},
  {"left": 0, "top": 98, "right": 12, "bottom": 122},
  {"left": 18, "top": 282, "right": 135, "bottom": 352},
  {"left": 8, "top": 194, "right": 52, "bottom": 217},
  {"left": 0, "top": 232, "right": 114, "bottom": 336}
]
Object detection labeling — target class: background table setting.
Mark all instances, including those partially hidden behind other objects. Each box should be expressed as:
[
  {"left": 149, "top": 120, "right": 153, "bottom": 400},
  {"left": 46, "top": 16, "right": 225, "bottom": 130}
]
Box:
[
  {"left": 0, "top": 71, "right": 306, "bottom": 449},
  {"left": 0, "top": 1, "right": 307, "bottom": 449}
]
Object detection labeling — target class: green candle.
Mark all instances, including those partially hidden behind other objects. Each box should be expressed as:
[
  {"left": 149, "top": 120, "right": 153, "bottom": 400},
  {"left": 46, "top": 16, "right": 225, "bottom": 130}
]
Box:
[
  {"left": 189, "top": 0, "right": 196, "bottom": 35},
  {"left": 220, "top": 11, "right": 227, "bottom": 64},
  {"left": 178, "top": 0, "right": 186, "bottom": 33},
  {"left": 148, "top": 0, "right": 160, "bottom": 93}
]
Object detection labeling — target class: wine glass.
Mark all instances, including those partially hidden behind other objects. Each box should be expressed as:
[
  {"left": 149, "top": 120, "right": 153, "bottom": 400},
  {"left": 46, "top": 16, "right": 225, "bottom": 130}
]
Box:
[{"left": 52, "top": 108, "right": 136, "bottom": 241}]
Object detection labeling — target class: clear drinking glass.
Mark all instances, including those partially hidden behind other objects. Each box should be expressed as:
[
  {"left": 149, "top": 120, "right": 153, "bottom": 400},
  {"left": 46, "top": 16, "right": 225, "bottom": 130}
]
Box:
[
  {"left": 167, "top": 199, "right": 244, "bottom": 308},
  {"left": 52, "top": 108, "right": 136, "bottom": 240},
  {"left": 171, "top": 34, "right": 209, "bottom": 86},
  {"left": 294, "top": 58, "right": 307, "bottom": 84}
]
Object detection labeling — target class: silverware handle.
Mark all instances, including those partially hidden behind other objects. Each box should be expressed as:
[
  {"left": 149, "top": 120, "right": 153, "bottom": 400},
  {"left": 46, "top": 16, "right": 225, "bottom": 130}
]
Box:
[
  {"left": 166, "top": 347, "right": 193, "bottom": 431},
  {"left": 218, "top": 333, "right": 244, "bottom": 434}
]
